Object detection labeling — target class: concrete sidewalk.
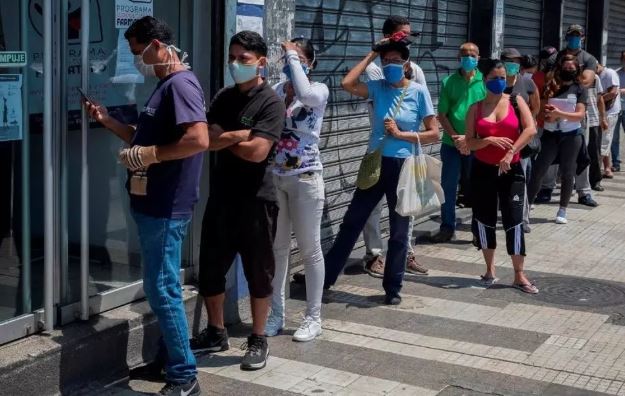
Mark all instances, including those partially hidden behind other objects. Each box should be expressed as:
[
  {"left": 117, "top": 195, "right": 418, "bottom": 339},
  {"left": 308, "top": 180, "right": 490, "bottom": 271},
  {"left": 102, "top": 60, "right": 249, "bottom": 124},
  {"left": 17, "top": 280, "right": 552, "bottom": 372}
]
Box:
[{"left": 85, "top": 168, "right": 625, "bottom": 396}]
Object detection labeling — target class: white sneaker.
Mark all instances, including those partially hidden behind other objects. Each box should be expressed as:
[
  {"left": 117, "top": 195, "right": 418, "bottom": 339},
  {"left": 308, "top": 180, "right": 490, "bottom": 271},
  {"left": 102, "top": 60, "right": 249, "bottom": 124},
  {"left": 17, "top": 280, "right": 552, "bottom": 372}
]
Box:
[
  {"left": 555, "top": 208, "right": 567, "bottom": 224},
  {"left": 292, "top": 317, "right": 322, "bottom": 342}
]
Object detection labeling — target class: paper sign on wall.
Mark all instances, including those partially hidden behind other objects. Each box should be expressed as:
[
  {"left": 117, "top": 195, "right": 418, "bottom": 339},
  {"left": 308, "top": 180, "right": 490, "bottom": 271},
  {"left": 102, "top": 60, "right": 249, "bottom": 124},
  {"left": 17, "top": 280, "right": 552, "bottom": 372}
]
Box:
[
  {"left": 115, "top": 0, "right": 153, "bottom": 29},
  {"left": 0, "top": 74, "right": 23, "bottom": 142},
  {"left": 236, "top": 1, "right": 264, "bottom": 35}
]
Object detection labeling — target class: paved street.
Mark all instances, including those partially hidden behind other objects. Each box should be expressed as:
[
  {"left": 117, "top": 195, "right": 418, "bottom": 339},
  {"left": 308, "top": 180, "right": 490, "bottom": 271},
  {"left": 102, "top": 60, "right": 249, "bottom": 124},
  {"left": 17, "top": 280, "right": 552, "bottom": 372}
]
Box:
[{"left": 94, "top": 171, "right": 625, "bottom": 396}]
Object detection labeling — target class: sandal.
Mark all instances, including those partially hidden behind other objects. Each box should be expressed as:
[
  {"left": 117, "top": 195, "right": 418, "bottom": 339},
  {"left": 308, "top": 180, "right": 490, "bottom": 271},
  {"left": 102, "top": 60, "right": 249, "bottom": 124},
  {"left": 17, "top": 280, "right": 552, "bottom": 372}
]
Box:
[
  {"left": 480, "top": 275, "right": 498, "bottom": 286},
  {"left": 513, "top": 282, "right": 539, "bottom": 294}
]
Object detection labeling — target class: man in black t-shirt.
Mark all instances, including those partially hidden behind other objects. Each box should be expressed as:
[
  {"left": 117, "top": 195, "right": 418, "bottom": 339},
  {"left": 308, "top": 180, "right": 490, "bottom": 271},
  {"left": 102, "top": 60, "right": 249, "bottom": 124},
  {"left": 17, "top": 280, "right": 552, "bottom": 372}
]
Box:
[
  {"left": 556, "top": 24, "right": 598, "bottom": 88},
  {"left": 190, "top": 31, "right": 285, "bottom": 371}
]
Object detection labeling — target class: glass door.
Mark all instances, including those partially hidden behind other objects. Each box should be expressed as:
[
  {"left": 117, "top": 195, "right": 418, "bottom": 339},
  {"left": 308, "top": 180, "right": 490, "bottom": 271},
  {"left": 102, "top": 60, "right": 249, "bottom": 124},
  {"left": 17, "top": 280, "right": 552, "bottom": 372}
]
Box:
[
  {"left": 58, "top": 0, "right": 195, "bottom": 323},
  {"left": 0, "top": 0, "right": 47, "bottom": 344}
]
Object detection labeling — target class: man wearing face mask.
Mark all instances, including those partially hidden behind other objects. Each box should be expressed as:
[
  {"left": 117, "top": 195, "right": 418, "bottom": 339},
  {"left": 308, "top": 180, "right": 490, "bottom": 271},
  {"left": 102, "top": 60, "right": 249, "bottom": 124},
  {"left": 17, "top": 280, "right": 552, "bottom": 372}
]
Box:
[
  {"left": 556, "top": 25, "right": 602, "bottom": 206},
  {"left": 190, "top": 31, "right": 285, "bottom": 371},
  {"left": 84, "top": 16, "right": 208, "bottom": 396},
  {"left": 430, "top": 42, "right": 486, "bottom": 243}
]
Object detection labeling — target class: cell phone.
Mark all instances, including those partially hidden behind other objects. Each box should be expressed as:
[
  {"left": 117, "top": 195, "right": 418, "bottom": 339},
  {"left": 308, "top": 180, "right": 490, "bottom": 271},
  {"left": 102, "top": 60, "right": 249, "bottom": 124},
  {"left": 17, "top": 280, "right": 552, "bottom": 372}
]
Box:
[{"left": 77, "top": 87, "right": 95, "bottom": 104}]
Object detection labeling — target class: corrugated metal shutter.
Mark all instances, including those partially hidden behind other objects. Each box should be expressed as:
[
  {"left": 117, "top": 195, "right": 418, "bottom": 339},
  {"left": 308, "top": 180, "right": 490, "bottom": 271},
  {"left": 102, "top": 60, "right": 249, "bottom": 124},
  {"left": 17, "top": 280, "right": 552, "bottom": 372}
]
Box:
[
  {"left": 607, "top": 0, "right": 625, "bottom": 68},
  {"left": 503, "top": 0, "right": 542, "bottom": 56},
  {"left": 562, "top": 0, "right": 588, "bottom": 39},
  {"left": 294, "top": 0, "right": 469, "bottom": 251}
]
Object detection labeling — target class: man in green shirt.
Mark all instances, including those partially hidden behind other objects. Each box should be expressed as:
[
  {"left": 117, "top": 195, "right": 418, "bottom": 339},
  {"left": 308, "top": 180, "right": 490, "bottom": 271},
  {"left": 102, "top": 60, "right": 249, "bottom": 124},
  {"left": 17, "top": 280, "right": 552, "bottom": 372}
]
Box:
[{"left": 431, "top": 42, "right": 486, "bottom": 243}]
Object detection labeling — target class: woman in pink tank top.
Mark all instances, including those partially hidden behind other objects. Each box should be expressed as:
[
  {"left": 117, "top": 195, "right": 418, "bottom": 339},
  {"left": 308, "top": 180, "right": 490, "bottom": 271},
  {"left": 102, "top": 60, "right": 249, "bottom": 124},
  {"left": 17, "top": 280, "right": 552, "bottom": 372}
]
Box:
[{"left": 465, "top": 59, "right": 538, "bottom": 294}]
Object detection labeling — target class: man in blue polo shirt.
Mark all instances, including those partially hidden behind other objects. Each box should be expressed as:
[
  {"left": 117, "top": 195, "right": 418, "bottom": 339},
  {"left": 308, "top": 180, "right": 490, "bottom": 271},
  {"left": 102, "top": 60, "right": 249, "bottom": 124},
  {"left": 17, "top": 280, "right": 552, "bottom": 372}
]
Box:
[{"left": 84, "top": 16, "right": 208, "bottom": 396}]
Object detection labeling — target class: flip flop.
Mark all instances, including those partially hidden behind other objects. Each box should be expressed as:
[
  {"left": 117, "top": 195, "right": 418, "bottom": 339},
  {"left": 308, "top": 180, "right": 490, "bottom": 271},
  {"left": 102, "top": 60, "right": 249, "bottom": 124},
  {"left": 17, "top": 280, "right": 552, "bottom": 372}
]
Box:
[
  {"left": 480, "top": 275, "right": 498, "bottom": 286},
  {"left": 513, "top": 282, "right": 539, "bottom": 294}
]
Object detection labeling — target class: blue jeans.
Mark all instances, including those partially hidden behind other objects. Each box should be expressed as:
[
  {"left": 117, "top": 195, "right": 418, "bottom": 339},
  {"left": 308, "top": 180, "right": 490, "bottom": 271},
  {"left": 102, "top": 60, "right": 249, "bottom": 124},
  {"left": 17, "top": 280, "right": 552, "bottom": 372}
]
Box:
[
  {"left": 440, "top": 143, "right": 473, "bottom": 232},
  {"left": 132, "top": 211, "right": 197, "bottom": 384},
  {"left": 324, "top": 157, "right": 410, "bottom": 298},
  {"left": 611, "top": 111, "right": 624, "bottom": 168}
]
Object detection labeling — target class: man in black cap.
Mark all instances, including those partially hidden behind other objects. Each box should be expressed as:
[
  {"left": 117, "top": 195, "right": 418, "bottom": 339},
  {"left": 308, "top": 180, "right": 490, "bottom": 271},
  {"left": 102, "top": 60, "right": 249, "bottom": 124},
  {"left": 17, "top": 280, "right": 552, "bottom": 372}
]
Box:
[{"left": 557, "top": 24, "right": 597, "bottom": 88}]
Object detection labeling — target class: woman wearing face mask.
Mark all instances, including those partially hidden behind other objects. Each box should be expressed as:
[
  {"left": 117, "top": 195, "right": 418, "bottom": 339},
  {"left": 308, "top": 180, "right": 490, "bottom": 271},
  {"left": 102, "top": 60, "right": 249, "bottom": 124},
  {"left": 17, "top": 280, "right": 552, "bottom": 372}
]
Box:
[
  {"left": 465, "top": 59, "right": 538, "bottom": 293},
  {"left": 527, "top": 55, "right": 588, "bottom": 225},
  {"left": 323, "top": 40, "right": 439, "bottom": 305},
  {"left": 265, "top": 38, "right": 329, "bottom": 342}
]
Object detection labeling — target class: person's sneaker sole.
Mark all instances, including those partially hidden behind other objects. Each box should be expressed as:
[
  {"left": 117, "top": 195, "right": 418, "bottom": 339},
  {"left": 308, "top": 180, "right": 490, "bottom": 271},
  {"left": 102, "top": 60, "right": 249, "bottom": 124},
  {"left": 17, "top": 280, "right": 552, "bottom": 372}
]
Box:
[
  {"left": 191, "top": 342, "right": 230, "bottom": 353},
  {"left": 405, "top": 268, "right": 429, "bottom": 276},
  {"left": 555, "top": 217, "right": 568, "bottom": 224},
  {"left": 240, "top": 353, "right": 269, "bottom": 371}
]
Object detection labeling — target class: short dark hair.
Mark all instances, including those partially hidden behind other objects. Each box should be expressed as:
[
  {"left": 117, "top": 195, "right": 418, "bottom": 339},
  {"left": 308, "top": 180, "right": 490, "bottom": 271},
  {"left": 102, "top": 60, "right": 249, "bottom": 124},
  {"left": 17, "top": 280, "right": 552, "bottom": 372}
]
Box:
[
  {"left": 291, "top": 37, "right": 317, "bottom": 68},
  {"left": 521, "top": 55, "right": 538, "bottom": 70},
  {"left": 382, "top": 15, "right": 410, "bottom": 36},
  {"left": 478, "top": 58, "right": 505, "bottom": 76},
  {"left": 230, "top": 31, "right": 268, "bottom": 57},
  {"left": 124, "top": 16, "right": 174, "bottom": 45},
  {"left": 379, "top": 41, "right": 410, "bottom": 61}
]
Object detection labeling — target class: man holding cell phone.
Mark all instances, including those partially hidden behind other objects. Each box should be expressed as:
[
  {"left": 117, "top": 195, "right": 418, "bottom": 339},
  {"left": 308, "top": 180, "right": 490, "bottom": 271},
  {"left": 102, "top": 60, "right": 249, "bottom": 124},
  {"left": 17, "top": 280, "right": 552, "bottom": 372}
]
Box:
[{"left": 83, "top": 16, "right": 208, "bottom": 396}]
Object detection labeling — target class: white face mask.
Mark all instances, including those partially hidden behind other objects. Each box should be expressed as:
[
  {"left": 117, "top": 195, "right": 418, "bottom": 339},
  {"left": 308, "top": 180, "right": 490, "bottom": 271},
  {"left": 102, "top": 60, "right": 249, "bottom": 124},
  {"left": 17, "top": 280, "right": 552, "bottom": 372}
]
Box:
[{"left": 133, "top": 42, "right": 190, "bottom": 77}]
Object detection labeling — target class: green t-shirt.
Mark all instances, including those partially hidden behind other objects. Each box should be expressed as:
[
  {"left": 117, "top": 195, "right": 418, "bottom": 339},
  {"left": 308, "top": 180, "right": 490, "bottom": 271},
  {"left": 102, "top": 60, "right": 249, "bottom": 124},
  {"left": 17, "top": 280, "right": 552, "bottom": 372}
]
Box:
[{"left": 438, "top": 70, "right": 487, "bottom": 146}]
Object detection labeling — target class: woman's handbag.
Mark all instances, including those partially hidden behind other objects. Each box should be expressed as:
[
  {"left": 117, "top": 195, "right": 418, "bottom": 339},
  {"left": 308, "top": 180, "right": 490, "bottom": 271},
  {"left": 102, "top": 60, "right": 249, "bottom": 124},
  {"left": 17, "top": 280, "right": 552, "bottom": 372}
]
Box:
[
  {"left": 356, "top": 86, "right": 409, "bottom": 190},
  {"left": 395, "top": 134, "right": 445, "bottom": 217}
]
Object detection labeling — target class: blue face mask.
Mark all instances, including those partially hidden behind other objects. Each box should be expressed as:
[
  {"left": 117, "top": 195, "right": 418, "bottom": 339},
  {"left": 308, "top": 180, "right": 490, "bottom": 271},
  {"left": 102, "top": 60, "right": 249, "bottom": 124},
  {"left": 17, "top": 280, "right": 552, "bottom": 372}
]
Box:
[
  {"left": 229, "top": 61, "right": 260, "bottom": 84},
  {"left": 567, "top": 36, "right": 582, "bottom": 50},
  {"left": 282, "top": 63, "right": 310, "bottom": 81},
  {"left": 486, "top": 78, "right": 507, "bottom": 95},
  {"left": 460, "top": 56, "right": 478, "bottom": 72},
  {"left": 383, "top": 63, "right": 405, "bottom": 84},
  {"left": 504, "top": 62, "right": 520, "bottom": 76}
]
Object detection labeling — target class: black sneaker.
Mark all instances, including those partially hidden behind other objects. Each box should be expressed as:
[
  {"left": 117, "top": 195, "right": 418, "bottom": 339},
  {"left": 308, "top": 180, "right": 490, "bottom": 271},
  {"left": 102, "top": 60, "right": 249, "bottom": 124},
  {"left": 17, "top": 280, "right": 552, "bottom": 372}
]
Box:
[
  {"left": 534, "top": 189, "right": 552, "bottom": 204},
  {"left": 155, "top": 378, "right": 201, "bottom": 396},
  {"left": 429, "top": 229, "right": 454, "bottom": 243},
  {"left": 384, "top": 295, "right": 402, "bottom": 305},
  {"left": 190, "top": 325, "right": 230, "bottom": 353},
  {"left": 578, "top": 195, "right": 598, "bottom": 207},
  {"left": 240, "top": 334, "right": 269, "bottom": 370},
  {"left": 591, "top": 184, "right": 605, "bottom": 192}
]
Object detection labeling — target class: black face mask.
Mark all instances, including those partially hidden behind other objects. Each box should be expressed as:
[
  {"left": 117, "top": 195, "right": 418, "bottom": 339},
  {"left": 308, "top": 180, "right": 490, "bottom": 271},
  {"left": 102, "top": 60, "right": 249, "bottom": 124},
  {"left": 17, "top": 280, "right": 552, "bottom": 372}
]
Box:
[{"left": 560, "top": 69, "right": 577, "bottom": 82}]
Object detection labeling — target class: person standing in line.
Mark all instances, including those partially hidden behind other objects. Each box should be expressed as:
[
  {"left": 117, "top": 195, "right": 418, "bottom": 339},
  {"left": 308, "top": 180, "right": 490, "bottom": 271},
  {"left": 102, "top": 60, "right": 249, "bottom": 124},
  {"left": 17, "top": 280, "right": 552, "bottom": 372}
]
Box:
[
  {"left": 430, "top": 42, "right": 486, "bottom": 243},
  {"left": 264, "top": 38, "right": 329, "bottom": 341},
  {"left": 500, "top": 48, "right": 540, "bottom": 234},
  {"left": 527, "top": 55, "right": 588, "bottom": 225},
  {"left": 361, "top": 15, "right": 429, "bottom": 277},
  {"left": 556, "top": 25, "right": 601, "bottom": 206},
  {"left": 190, "top": 31, "right": 286, "bottom": 371},
  {"left": 533, "top": 47, "right": 560, "bottom": 204},
  {"left": 610, "top": 50, "right": 625, "bottom": 172},
  {"left": 597, "top": 63, "right": 621, "bottom": 179},
  {"left": 84, "top": 16, "right": 208, "bottom": 396},
  {"left": 465, "top": 59, "right": 538, "bottom": 293},
  {"left": 325, "top": 39, "right": 439, "bottom": 305},
  {"left": 520, "top": 55, "right": 538, "bottom": 78}
]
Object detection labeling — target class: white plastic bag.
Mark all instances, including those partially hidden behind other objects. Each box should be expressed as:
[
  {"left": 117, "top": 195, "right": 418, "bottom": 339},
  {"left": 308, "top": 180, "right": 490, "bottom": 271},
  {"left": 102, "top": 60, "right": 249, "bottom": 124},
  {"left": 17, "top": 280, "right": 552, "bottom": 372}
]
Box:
[{"left": 396, "top": 141, "right": 445, "bottom": 217}]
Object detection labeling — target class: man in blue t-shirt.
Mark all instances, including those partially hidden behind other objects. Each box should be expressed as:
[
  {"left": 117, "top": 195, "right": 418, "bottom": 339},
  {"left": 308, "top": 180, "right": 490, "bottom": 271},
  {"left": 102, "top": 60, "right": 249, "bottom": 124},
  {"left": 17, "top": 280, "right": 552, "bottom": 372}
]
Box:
[{"left": 84, "top": 16, "right": 208, "bottom": 396}]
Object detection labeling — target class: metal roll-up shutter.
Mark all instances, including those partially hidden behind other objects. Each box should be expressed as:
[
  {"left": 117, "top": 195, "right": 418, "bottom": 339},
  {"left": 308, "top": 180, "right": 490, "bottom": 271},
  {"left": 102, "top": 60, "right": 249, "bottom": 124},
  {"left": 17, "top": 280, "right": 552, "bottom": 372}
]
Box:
[
  {"left": 607, "top": 1, "right": 625, "bottom": 68},
  {"left": 294, "top": 0, "right": 469, "bottom": 252},
  {"left": 503, "top": 0, "right": 542, "bottom": 56},
  {"left": 562, "top": 0, "right": 588, "bottom": 38}
]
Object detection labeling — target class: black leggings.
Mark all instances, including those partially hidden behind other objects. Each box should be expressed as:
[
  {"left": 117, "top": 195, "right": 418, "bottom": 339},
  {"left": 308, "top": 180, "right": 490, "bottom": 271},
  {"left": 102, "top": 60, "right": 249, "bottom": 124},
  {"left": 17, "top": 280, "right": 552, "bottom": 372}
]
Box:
[
  {"left": 527, "top": 130, "right": 583, "bottom": 207},
  {"left": 471, "top": 160, "right": 526, "bottom": 256}
]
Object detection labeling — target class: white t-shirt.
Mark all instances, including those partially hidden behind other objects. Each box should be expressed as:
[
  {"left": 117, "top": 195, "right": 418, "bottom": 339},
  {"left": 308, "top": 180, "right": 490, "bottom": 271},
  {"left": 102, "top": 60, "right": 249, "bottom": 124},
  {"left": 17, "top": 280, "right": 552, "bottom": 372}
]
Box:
[{"left": 599, "top": 67, "right": 621, "bottom": 115}]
